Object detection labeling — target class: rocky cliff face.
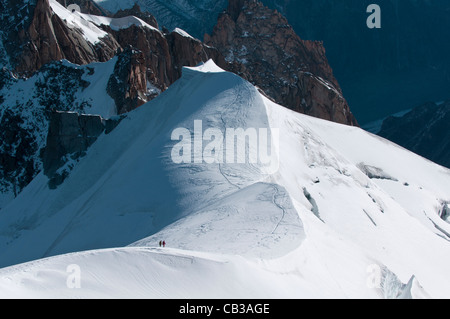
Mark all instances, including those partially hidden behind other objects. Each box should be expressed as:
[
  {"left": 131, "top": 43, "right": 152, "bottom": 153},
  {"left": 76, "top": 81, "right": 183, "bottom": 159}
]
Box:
[
  {"left": 378, "top": 100, "right": 450, "bottom": 169},
  {"left": 3, "top": 0, "right": 356, "bottom": 125},
  {"left": 13, "top": 0, "right": 120, "bottom": 76},
  {"left": 42, "top": 111, "right": 122, "bottom": 188},
  {"left": 205, "top": 0, "right": 358, "bottom": 126},
  {"left": 1, "top": 0, "right": 226, "bottom": 115},
  {"left": 166, "top": 30, "right": 226, "bottom": 80},
  {"left": 107, "top": 47, "right": 148, "bottom": 114},
  {"left": 112, "top": 3, "right": 159, "bottom": 28},
  {"left": 106, "top": 23, "right": 225, "bottom": 110},
  {"left": 259, "top": 0, "right": 450, "bottom": 124}
]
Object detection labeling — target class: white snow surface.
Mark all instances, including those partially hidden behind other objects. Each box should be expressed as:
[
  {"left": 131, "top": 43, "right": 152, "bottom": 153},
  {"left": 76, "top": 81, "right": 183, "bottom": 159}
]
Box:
[
  {"left": 173, "top": 27, "right": 195, "bottom": 39},
  {"left": 81, "top": 11, "right": 160, "bottom": 33},
  {"left": 49, "top": 0, "right": 108, "bottom": 45},
  {"left": 0, "top": 60, "right": 449, "bottom": 299}
]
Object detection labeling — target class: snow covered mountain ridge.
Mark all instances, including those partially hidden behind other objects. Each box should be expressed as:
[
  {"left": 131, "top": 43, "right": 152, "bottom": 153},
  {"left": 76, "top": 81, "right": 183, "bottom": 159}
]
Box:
[
  {"left": 0, "top": 61, "right": 449, "bottom": 298},
  {"left": 0, "top": 0, "right": 359, "bottom": 211}
]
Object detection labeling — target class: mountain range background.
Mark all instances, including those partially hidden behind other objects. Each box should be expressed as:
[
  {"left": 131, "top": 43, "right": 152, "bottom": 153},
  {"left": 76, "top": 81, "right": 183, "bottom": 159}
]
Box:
[{"left": 94, "top": 0, "right": 450, "bottom": 124}]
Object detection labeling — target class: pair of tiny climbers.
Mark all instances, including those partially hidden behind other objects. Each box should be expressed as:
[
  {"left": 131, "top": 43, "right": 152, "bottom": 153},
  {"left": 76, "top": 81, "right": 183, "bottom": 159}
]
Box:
[{"left": 158, "top": 240, "right": 166, "bottom": 248}]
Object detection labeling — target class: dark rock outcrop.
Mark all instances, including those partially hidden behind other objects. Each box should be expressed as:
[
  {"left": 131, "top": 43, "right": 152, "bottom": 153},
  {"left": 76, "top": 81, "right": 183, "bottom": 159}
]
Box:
[
  {"left": 106, "top": 25, "right": 173, "bottom": 99},
  {"left": 107, "top": 47, "right": 148, "bottom": 114},
  {"left": 0, "top": 109, "right": 38, "bottom": 197},
  {"left": 3, "top": 0, "right": 223, "bottom": 113},
  {"left": 113, "top": 3, "right": 159, "bottom": 29},
  {"left": 205, "top": 0, "right": 358, "bottom": 126},
  {"left": 107, "top": 23, "right": 225, "bottom": 111},
  {"left": 378, "top": 100, "right": 450, "bottom": 169},
  {"left": 5, "top": 0, "right": 357, "bottom": 126},
  {"left": 439, "top": 202, "right": 449, "bottom": 223},
  {"left": 166, "top": 30, "right": 226, "bottom": 80},
  {"left": 42, "top": 111, "right": 123, "bottom": 188},
  {"left": 9, "top": 0, "right": 120, "bottom": 76}
]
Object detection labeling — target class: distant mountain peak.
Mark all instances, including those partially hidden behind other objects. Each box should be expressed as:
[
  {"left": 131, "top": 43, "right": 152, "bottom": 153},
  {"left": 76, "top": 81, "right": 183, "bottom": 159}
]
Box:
[
  {"left": 205, "top": 0, "right": 358, "bottom": 126},
  {"left": 378, "top": 100, "right": 450, "bottom": 169}
]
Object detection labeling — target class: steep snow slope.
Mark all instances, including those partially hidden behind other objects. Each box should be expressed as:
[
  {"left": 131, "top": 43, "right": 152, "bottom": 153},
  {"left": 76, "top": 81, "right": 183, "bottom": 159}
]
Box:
[
  {"left": 0, "top": 61, "right": 449, "bottom": 298},
  {"left": 0, "top": 58, "right": 118, "bottom": 209},
  {"left": 0, "top": 60, "right": 293, "bottom": 266}
]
